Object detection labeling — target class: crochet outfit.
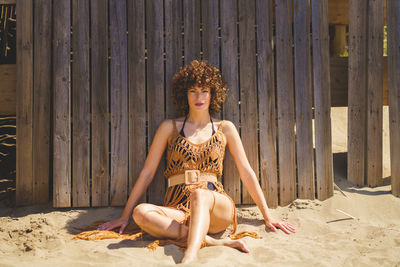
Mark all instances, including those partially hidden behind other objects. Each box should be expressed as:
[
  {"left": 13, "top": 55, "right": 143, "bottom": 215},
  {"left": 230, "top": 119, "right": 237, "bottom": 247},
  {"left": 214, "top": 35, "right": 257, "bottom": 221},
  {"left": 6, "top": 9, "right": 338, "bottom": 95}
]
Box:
[{"left": 163, "top": 118, "right": 237, "bottom": 233}]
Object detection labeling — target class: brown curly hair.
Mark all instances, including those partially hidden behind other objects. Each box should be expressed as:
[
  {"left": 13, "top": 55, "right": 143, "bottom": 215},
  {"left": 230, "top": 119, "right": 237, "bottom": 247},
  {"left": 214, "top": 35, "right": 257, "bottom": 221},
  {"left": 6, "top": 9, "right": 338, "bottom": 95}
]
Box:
[{"left": 170, "top": 60, "right": 228, "bottom": 115}]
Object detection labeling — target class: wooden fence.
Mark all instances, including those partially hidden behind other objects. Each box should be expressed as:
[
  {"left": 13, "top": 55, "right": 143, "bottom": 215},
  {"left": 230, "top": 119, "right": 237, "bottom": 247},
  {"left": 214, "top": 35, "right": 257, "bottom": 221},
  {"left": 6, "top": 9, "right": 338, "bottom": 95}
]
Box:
[
  {"left": 13, "top": 0, "right": 399, "bottom": 207},
  {"left": 15, "top": 0, "right": 334, "bottom": 208},
  {"left": 348, "top": 0, "right": 400, "bottom": 197}
]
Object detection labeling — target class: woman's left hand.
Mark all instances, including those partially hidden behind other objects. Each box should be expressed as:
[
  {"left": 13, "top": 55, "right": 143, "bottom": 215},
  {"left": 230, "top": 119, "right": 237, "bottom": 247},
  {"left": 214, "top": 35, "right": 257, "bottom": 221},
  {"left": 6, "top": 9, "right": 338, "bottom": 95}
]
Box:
[{"left": 265, "top": 220, "right": 296, "bottom": 234}]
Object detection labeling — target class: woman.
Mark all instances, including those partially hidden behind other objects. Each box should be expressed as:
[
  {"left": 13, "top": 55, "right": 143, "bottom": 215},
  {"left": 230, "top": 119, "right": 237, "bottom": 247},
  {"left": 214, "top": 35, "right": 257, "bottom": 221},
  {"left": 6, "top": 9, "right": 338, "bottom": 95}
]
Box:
[{"left": 97, "top": 60, "right": 295, "bottom": 264}]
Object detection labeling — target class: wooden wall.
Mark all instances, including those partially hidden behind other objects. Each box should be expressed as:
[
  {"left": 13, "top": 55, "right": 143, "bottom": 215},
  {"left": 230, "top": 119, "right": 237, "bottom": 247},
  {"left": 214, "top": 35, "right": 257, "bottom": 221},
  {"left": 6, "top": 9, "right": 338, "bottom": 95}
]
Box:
[{"left": 15, "top": 0, "right": 334, "bottom": 207}]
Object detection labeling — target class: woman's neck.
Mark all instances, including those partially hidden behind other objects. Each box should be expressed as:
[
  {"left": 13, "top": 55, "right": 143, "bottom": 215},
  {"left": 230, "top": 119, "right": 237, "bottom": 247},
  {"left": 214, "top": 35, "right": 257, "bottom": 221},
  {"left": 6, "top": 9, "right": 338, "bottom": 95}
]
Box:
[{"left": 186, "top": 111, "right": 211, "bottom": 126}]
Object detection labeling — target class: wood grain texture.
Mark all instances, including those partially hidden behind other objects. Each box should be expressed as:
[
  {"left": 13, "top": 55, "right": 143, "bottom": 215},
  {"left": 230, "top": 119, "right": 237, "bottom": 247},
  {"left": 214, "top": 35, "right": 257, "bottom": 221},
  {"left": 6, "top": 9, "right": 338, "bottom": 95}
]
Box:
[
  {"left": 52, "top": 0, "right": 71, "bottom": 207},
  {"left": 202, "top": 0, "right": 219, "bottom": 67},
  {"left": 238, "top": 0, "right": 258, "bottom": 204},
  {"left": 91, "top": 0, "right": 109, "bottom": 206},
  {"left": 33, "top": 0, "right": 51, "bottom": 204},
  {"left": 387, "top": 0, "right": 400, "bottom": 197},
  {"left": 72, "top": 0, "right": 90, "bottom": 207},
  {"left": 294, "top": 0, "right": 315, "bottom": 199},
  {"left": 184, "top": 0, "right": 201, "bottom": 64},
  {"left": 312, "top": 0, "right": 333, "bottom": 200},
  {"left": 165, "top": 0, "right": 183, "bottom": 119},
  {"left": 110, "top": 0, "right": 128, "bottom": 206},
  {"left": 146, "top": 0, "right": 165, "bottom": 205},
  {"left": 275, "top": 0, "right": 296, "bottom": 206},
  {"left": 16, "top": 0, "right": 33, "bottom": 205},
  {"left": 128, "top": 0, "right": 146, "bottom": 203},
  {"left": 220, "top": 0, "right": 241, "bottom": 204},
  {"left": 0, "top": 65, "right": 16, "bottom": 115},
  {"left": 256, "top": 0, "right": 278, "bottom": 207},
  {"left": 348, "top": 0, "right": 367, "bottom": 186},
  {"left": 366, "top": 0, "right": 384, "bottom": 187}
]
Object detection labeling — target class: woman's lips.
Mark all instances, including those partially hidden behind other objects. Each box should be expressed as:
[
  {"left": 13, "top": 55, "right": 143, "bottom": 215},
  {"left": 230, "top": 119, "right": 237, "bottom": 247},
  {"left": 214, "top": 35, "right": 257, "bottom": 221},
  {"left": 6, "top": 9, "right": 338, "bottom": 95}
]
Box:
[{"left": 195, "top": 103, "right": 203, "bottom": 106}]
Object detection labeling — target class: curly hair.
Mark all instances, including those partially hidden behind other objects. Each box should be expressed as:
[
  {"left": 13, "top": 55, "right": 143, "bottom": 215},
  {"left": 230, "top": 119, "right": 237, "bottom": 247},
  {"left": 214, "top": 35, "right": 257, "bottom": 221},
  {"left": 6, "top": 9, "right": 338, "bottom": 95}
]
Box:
[{"left": 170, "top": 60, "right": 228, "bottom": 115}]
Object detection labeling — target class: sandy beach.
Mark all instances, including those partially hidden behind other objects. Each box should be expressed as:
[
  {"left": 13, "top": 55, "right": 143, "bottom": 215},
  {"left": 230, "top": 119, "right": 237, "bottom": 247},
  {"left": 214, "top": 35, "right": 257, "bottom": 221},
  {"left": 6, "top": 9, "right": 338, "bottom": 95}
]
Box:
[{"left": 1, "top": 107, "right": 399, "bottom": 266}]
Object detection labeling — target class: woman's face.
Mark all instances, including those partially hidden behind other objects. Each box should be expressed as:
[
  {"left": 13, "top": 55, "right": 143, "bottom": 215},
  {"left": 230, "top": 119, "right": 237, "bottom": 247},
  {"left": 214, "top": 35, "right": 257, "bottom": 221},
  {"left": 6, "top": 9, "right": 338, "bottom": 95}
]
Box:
[{"left": 187, "top": 85, "right": 211, "bottom": 113}]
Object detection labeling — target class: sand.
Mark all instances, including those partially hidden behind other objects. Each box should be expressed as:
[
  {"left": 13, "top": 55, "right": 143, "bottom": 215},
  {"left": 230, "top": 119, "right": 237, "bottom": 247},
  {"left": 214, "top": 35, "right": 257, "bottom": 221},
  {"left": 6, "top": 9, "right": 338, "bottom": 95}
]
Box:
[{"left": 0, "top": 107, "right": 399, "bottom": 266}]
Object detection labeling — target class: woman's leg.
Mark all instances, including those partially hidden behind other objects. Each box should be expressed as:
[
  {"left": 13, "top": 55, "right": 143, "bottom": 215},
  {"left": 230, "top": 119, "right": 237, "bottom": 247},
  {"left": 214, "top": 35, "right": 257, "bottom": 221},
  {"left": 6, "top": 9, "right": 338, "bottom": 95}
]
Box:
[
  {"left": 182, "top": 189, "right": 245, "bottom": 263},
  {"left": 132, "top": 203, "right": 186, "bottom": 239}
]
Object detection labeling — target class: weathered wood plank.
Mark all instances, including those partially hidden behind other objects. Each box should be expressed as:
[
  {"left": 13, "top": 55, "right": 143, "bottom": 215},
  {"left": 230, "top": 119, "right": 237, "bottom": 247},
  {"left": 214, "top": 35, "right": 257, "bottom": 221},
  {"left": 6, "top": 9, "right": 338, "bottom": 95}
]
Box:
[
  {"left": 312, "top": 0, "right": 334, "bottom": 200},
  {"left": 294, "top": 0, "right": 315, "bottom": 199},
  {"left": 72, "top": 0, "right": 90, "bottom": 207},
  {"left": 128, "top": 0, "right": 146, "bottom": 202},
  {"left": 0, "top": 65, "right": 16, "bottom": 115},
  {"left": 202, "top": 0, "right": 219, "bottom": 66},
  {"left": 366, "top": 0, "right": 384, "bottom": 187},
  {"left": 16, "top": 0, "right": 33, "bottom": 205},
  {"left": 202, "top": 0, "right": 221, "bottom": 119},
  {"left": 53, "top": 0, "right": 71, "bottom": 208},
  {"left": 256, "top": 0, "right": 278, "bottom": 207},
  {"left": 165, "top": 0, "right": 183, "bottom": 119},
  {"left": 387, "top": 0, "right": 400, "bottom": 197},
  {"left": 184, "top": 0, "right": 201, "bottom": 64},
  {"left": 91, "top": 0, "right": 109, "bottom": 206},
  {"left": 275, "top": 0, "right": 296, "bottom": 206},
  {"left": 146, "top": 0, "right": 165, "bottom": 205},
  {"left": 110, "top": 0, "right": 128, "bottom": 206},
  {"left": 33, "top": 0, "right": 51, "bottom": 204},
  {"left": 348, "top": 0, "right": 367, "bottom": 186},
  {"left": 221, "top": 0, "right": 241, "bottom": 204},
  {"left": 238, "top": 0, "right": 258, "bottom": 204}
]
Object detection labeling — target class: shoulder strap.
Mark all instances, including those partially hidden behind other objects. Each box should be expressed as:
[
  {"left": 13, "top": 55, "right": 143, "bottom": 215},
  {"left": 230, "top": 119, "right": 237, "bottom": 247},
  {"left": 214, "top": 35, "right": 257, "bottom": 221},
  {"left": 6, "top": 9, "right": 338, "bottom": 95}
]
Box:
[
  {"left": 210, "top": 117, "right": 216, "bottom": 135},
  {"left": 179, "top": 116, "right": 187, "bottom": 137}
]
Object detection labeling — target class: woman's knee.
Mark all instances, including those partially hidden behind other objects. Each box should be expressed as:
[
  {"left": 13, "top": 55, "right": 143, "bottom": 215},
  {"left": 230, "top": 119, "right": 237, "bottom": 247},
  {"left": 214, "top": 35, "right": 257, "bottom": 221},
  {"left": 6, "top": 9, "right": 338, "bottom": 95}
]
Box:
[
  {"left": 190, "top": 189, "right": 213, "bottom": 207},
  {"left": 132, "top": 203, "right": 153, "bottom": 226}
]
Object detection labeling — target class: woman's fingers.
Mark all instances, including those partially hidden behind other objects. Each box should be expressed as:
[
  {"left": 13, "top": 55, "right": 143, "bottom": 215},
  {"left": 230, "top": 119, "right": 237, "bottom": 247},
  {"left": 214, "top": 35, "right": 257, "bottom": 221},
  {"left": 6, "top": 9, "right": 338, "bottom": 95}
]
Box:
[{"left": 272, "top": 222, "right": 296, "bottom": 234}]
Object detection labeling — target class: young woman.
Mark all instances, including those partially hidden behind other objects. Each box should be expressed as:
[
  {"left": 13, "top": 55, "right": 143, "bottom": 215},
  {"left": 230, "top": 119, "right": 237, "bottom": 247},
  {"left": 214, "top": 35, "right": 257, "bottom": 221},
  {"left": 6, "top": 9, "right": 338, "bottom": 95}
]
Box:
[{"left": 97, "top": 60, "right": 295, "bottom": 264}]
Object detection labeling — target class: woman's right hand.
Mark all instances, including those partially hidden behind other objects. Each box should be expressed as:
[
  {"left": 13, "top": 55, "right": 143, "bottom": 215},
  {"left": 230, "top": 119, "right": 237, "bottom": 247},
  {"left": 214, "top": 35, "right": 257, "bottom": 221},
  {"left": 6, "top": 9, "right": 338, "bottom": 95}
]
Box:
[{"left": 97, "top": 218, "right": 129, "bottom": 234}]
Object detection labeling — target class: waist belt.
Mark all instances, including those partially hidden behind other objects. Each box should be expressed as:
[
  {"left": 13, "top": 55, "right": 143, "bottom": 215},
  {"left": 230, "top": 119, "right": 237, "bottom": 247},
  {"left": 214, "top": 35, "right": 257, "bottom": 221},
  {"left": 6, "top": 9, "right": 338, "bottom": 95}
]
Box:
[{"left": 167, "top": 170, "right": 218, "bottom": 187}]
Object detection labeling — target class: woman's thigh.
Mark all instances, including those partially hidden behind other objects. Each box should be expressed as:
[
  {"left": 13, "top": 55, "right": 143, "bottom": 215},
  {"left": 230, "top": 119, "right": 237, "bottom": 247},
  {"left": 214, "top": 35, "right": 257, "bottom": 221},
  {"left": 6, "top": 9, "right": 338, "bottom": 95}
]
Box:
[
  {"left": 134, "top": 203, "right": 186, "bottom": 224},
  {"left": 207, "top": 191, "right": 235, "bottom": 234}
]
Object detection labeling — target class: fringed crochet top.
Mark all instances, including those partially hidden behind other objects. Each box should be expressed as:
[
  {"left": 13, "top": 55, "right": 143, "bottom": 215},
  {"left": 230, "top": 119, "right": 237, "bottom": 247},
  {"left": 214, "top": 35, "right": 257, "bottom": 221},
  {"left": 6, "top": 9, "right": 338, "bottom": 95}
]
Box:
[{"left": 164, "top": 119, "right": 226, "bottom": 179}]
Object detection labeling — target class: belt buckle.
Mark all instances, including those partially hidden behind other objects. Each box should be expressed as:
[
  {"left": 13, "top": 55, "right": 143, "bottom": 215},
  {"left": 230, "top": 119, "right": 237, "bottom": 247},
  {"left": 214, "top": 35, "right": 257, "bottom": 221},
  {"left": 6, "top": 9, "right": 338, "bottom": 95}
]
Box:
[{"left": 184, "top": 170, "right": 201, "bottom": 184}]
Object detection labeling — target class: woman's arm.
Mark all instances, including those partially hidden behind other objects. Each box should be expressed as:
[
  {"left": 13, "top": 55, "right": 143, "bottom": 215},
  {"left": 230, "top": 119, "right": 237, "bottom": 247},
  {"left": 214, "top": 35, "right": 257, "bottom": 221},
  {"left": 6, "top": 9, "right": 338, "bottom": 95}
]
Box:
[
  {"left": 223, "top": 121, "right": 295, "bottom": 234},
  {"left": 98, "top": 119, "right": 174, "bottom": 233}
]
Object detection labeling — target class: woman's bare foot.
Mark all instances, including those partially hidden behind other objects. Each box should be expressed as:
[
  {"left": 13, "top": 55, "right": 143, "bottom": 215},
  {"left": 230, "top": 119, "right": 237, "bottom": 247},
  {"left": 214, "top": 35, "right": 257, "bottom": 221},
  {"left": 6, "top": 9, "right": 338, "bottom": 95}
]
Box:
[
  {"left": 205, "top": 235, "right": 250, "bottom": 253},
  {"left": 223, "top": 239, "right": 249, "bottom": 253},
  {"left": 181, "top": 251, "right": 198, "bottom": 264}
]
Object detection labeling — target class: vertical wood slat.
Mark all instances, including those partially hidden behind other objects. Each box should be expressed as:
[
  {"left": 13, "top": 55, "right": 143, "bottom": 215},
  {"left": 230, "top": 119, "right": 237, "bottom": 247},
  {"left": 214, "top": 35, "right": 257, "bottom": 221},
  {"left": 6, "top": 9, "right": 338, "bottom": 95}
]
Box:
[
  {"left": 53, "top": 0, "right": 71, "bottom": 207},
  {"left": 165, "top": 0, "right": 183, "bottom": 119},
  {"left": 366, "top": 0, "right": 384, "bottom": 187},
  {"left": 202, "top": 0, "right": 219, "bottom": 67},
  {"left": 184, "top": 0, "right": 201, "bottom": 64},
  {"left": 256, "top": 0, "right": 278, "bottom": 207},
  {"left": 128, "top": 0, "right": 146, "bottom": 202},
  {"left": 221, "top": 0, "right": 241, "bottom": 204},
  {"left": 387, "top": 0, "right": 400, "bottom": 197},
  {"left": 202, "top": 0, "right": 222, "bottom": 120},
  {"left": 33, "top": 0, "right": 51, "bottom": 204},
  {"left": 294, "top": 0, "right": 314, "bottom": 199},
  {"left": 312, "top": 0, "right": 333, "bottom": 200},
  {"left": 16, "top": 0, "right": 33, "bottom": 205},
  {"left": 91, "top": 0, "right": 109, "bottom": 206},
  {"left": 72, "top": 0, "right": 90, "bottom": 207},
  {"left": 238, "top": 0, "right": 258, "bottom": 204},
  {"left": 109, "top": 0, "right": 128, "bottom": 206},
  {"left": 275, "top": 0, "right": 296, "bottom": 206},
  {"left": 348, "top": 0, "right": 368, "bottom": 186},
  {"left": 146, "top": 0, "right": 165, "bottom": 205}
]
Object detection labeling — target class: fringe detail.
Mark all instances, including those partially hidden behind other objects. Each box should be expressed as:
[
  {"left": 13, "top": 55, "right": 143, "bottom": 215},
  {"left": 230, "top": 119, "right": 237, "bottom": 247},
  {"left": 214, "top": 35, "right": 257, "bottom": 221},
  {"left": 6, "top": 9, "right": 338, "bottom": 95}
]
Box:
[
  {"left": 73, "top": 230, "right": 143, "bottom": 241},
  {"left": 229, "top": 231, "right": 260, "bottom": 240}
]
